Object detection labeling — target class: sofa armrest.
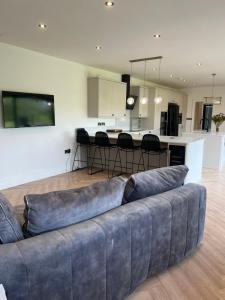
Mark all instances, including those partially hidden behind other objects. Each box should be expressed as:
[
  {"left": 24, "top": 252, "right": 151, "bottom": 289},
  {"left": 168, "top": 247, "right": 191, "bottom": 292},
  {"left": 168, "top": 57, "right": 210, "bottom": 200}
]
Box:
[
  {"left": 0, "top": 220, "right": 107, "bottom": 300},
  {"left": 137, "top": 183, "right": 206, "bottom": 274}
]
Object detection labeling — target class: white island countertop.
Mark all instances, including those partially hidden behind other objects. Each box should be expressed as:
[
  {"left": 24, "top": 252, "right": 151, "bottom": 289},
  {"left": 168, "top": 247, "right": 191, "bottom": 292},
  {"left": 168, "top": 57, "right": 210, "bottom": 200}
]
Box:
[
  {"left": 89, "top": 131, "right": 204, "bottom": 146},
  {"left": 183, "top": 130, "right": 225, "bottom": 137}
]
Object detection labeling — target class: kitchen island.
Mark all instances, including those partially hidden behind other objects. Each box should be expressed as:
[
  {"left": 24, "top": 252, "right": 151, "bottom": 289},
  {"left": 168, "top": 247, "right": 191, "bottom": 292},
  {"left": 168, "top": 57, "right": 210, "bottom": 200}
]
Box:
[
  {"left": 183, "top": 131, "right": 225, "bottom": 170},
  {"left": 88, "top": 130, "right": 204, "bottom": 183}
]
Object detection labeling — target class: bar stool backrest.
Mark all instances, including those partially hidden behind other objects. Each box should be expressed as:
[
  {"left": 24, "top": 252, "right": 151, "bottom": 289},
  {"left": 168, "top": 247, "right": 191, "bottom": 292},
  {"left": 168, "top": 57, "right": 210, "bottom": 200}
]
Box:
[
  {"left": 95, "top": 132, "right": 110, "bottom": 147},
  {"left": 117, "top": 133, "right": 134, "bottom": 149},
  {"left": 76, "top": 128, "right": 90, "bottom": 145},
  {"left": 141, "top": 134, "right": 161, "bottom": 151}
]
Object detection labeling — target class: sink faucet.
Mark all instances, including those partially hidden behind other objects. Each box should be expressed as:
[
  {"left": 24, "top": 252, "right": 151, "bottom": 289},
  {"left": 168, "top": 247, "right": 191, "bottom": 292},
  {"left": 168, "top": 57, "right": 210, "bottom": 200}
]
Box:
[{"left": 200, "top": 118, "right": 210, "bottom": 132}]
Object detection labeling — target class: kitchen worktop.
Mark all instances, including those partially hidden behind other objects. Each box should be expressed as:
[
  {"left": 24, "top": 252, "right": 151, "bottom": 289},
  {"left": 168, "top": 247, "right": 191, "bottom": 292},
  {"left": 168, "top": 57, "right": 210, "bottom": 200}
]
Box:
[
  {"left": 88, "top": 130, "right": 204, "bottom": 146},
  {"left": 184, "top": 131, "right": 225, "bottom": 137}
]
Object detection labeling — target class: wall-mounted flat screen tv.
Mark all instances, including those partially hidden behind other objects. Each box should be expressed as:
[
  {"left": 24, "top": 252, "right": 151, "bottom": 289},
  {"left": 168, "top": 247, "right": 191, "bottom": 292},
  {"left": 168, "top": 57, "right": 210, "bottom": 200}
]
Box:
[{"left": 2, "top": 91, "right": 55, "bottom": 128}]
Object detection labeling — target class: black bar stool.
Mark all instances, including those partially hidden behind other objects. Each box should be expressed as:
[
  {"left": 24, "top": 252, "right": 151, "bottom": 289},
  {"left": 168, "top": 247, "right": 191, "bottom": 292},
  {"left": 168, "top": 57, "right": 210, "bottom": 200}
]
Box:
[
  {"left": 72, "top": 128, "right": 95, "bottom": 171},
  {"left": 90, "top": 131, "right": 117, "bottom": 177},
  {"left": 137, "top": 134, "right": 169, "bottom": 172},
  {"left": 112, "top": 133, "right": 140, "bottom": 176}
]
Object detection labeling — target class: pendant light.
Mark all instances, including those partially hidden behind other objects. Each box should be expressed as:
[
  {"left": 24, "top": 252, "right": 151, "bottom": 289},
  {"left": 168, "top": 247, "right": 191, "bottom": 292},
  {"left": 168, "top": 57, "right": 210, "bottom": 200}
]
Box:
[
  {"left": 126, "top": 62, "right": 135, "bottom": 106},
  {"left": 154, "top": 58, "right": 163, "bottom": 104},
  {"left": 140, "top": 60, "right": 148, "bottom": 104},
  {"left": 204, "top": 73, "right": 222, "bottom": 105}
]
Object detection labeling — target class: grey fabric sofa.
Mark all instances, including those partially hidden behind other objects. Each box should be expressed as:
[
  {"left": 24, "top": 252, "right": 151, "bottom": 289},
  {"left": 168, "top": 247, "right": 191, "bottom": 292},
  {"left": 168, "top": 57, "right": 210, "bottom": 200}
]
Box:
[{"left": 0, "top": 182, "right": 206, "bottom": 300}]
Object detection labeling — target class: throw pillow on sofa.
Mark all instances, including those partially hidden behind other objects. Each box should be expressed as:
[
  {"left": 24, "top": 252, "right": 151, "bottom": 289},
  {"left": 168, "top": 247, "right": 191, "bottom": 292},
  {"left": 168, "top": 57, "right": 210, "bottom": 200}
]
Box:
[
  {"left": 23, "top": 176, "right": 126, "bottom": 236},
  {"left": 123, "top": 165, "right": 189, "bottom": 204},
  {"left": 0, "top": 193, "right": 24, "bottom": 244}
]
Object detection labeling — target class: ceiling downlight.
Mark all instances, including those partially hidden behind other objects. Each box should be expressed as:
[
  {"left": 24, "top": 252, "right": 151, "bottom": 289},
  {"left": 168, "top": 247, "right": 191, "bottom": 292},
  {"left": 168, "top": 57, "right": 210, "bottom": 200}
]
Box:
[
  {"left": 38, "top": 23, "right": 47, "bottom": 30},
  {"left": 105, "top": 1, "right": 114, "bottom": 7}
]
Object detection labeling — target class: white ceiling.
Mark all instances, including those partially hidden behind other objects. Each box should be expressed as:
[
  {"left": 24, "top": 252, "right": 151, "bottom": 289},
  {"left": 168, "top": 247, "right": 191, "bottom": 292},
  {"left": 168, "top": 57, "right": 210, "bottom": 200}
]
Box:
[{"left": 1, "top": 0, "right": 225, "bottom": 88}]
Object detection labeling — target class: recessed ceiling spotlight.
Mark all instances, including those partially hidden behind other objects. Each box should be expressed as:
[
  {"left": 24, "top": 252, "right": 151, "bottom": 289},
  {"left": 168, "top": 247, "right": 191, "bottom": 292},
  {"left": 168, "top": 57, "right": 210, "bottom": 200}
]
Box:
[
  {"left": 169, "top": 74, "right": 173, "bottom": 78},
  {"left": 153, "top": 34, "right": 161, "bottom": 39},
  {"left": 197, "top": 62, "right": 202, "bottom": 66},
  {"left": 152, "top": 67, "right": 157, "bottom": 71},
  {"left": 96, "top": 45, "right": 103, "bottom": 51},
  {"left": 38, "top": 23, "right": 47, "bottom": 30},
  {"left": 183, "top": 79, "right": 186, "bottom": 82},
  {"left": 105, "top": 1, "right": 114, "bottom": 7}
]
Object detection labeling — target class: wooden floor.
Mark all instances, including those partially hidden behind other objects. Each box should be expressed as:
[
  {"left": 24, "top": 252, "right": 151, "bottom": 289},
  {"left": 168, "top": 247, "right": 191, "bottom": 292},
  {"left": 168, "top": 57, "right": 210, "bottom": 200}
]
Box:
[{"left": 2, "top": 168, "right": 225, "bottom": 300}]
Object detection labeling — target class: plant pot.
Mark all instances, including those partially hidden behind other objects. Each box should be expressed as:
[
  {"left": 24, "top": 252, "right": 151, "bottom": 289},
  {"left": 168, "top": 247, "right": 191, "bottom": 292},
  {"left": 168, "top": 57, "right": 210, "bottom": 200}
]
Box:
[{"left": 216, "top": 126, "right": 220, "bottom": 133}]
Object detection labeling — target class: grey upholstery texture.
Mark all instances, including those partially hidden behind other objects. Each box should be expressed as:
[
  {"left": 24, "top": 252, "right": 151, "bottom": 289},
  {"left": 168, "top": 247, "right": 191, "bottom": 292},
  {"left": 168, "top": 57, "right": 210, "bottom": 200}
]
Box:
[
  {"left": 0, "top": 193, "right": 24, "bottom": 244},
  {"left": 23, "top": 177, "right": 126, "bottom": 236},
  {"left": 0, "top": 183, "right": 206, "bottom": 300},
  {"left": 123, "top": 165, "right": 189, "bottom": 204}
]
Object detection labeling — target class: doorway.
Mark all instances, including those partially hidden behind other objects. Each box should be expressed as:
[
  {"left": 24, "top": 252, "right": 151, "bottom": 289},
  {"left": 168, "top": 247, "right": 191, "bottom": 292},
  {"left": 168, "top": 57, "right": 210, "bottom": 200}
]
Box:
[{"left": 194, "top": 102, "right": 213, "bottom": 131}]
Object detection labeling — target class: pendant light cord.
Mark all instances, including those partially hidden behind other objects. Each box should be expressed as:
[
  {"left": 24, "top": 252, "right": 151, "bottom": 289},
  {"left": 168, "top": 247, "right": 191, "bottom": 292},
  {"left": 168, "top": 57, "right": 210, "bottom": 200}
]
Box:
[
  {"left": 158, "top": 58, "right": 162, "bottom": 82},
  {"left": 143, "top": 60, "right": 147, "bottom": 96},
  {"left": 156, "top": 58, "right": 162, "bottom": 98},
  {"left": 212, "top": 73, "right": 216, "bottom": 97},
  {"left": 130, "top": 62, "right": 133, "bottom": 78}
]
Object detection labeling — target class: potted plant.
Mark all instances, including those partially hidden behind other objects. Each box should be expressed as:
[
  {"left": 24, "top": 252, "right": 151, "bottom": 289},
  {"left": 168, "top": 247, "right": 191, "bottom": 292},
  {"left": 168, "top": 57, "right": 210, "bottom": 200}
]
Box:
[{"left": 212, "top": 113, "right": 225, "bottom": 132}]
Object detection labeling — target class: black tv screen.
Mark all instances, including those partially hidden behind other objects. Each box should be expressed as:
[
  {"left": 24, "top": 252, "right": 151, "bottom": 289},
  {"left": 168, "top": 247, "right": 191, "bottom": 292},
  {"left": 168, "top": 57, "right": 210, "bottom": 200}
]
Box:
[{"left": 2, "top": 91, "right": 55, "bottom": 128}]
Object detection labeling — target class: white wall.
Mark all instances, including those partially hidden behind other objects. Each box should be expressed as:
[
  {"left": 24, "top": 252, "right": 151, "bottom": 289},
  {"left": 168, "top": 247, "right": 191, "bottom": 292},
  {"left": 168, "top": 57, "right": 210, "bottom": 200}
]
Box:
[
  {"left": 0, "top": 42, "right": 188, "bottom": 189},
  {"left": 0, "top": 43, "right": 104, "bottom": 189},
  {"left": 183, "top": 86, "right": 225, "bottom": 132},
  {"left": 0, "top": 42, "right": 167, "bottom": 189}
]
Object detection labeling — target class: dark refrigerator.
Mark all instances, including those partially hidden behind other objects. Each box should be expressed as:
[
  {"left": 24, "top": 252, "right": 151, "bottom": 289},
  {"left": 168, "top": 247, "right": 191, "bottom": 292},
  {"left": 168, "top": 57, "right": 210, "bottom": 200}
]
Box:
[
  {"left": 160, "top": 112, "right": 167, "bottom": 135},
  {"left": 202, "top": 104, "right": 213, "bottom": 131},
  {"left": 167, "top": 103, "right": 179, "bottom": 136}
]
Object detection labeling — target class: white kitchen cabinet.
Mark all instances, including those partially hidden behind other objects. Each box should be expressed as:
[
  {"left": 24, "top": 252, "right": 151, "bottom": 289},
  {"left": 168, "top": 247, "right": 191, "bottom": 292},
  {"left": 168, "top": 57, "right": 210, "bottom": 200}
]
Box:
[
  {"left": 88, "top": 78, "right": 127, "bottom": 118},
  {"left": 130, "top": 86, "right": 149, "bottom": 118}
]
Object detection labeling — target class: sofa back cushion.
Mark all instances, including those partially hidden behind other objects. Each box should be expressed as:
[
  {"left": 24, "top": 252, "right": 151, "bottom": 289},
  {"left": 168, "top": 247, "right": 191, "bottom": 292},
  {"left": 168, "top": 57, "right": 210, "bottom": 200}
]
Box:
[
  {"left": 23, "top": 177, "right": 126, "bottom": 236},
  {"left": 0, "top": 193, "right": 24, "bottom": 244},
  {"left": 123, "top": 165, "right": 189, "bottom": 204}
]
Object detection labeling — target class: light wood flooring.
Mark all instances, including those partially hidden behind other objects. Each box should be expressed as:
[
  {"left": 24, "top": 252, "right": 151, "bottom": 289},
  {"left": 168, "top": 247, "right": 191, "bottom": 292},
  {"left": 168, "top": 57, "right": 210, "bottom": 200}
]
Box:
[{"left": 2, "top": 168, "right": 225, "bottom": 300}]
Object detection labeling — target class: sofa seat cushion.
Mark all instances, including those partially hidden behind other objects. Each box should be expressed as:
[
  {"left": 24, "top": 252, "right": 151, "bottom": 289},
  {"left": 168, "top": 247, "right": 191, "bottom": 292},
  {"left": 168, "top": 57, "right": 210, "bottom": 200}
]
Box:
[
  {"left": 23, "top": 176, "right": 126, "bottom": 236},
  {"left": 123, "top": 165, "right": 189, "bottom": 204},
  {"left": 0, "top": 193, "right": 24, "bottom": 244}
]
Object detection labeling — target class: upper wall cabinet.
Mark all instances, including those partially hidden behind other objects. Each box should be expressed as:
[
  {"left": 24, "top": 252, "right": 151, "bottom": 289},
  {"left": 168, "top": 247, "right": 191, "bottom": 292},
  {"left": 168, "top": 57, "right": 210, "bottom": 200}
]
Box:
[
  {"left": 88, "top": 78, "right": 127, "bottom": 118},
  {"left": 130, "top": 86, "right": 149, "bottom": 118}
]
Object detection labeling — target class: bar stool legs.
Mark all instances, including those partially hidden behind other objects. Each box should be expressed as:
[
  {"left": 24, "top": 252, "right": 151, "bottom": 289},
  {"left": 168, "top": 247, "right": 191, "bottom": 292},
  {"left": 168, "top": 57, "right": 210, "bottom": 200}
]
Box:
[
  {"left": 112, "top": 148, "right": 123, "bottom": 177},
  {"left": 89, "top": 146, "right": 104, "bottom": 175},
  {"left": 112, "top": 148, "right": 139, "bottom": 177},
  {"left": 137, "top": 151, "right": 145, "bottom": 172},
  {"left": 72, "top": 144, "right": 91, "bottom": 171},
  {"left": 72, "top": 145, "right": 79, "bottom": 171},
  {"left": 137, "top": 150, "right": 170, "bottom": 172},
  {"left": 90, "top": 145, "right": 116, "bottom": 177}
]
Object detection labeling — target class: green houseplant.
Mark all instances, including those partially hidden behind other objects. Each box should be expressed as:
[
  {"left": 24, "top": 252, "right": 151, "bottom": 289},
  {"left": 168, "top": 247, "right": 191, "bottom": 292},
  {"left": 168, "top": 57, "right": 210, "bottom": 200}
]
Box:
[{"left": 212, "top": 113, "right": 225, "bottom": 132}]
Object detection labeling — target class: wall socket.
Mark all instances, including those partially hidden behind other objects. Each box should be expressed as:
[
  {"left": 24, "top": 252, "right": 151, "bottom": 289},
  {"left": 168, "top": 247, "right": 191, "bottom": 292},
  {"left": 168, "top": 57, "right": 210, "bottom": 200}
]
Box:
[
  {"left": 98, "top": 122, "right": 106, "bottom": 126},
  {"left": 64, "top": 149, "right": 71, "bottom": 154}
]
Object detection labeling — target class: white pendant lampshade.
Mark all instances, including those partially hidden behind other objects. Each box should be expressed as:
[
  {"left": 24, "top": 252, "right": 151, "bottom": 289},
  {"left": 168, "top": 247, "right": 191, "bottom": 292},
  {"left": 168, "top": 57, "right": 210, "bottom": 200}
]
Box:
[
  {"left": 140, "top": 97, "right": 148, "bottom": 104},
  {"left": 154, "top": 96, "right": 163, "bottom": 104},
  {"left": 127, "top": 97, "right": 135, "bottom": 106}
]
